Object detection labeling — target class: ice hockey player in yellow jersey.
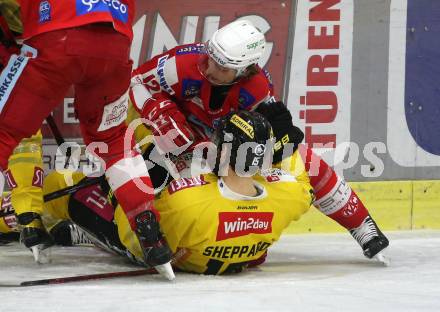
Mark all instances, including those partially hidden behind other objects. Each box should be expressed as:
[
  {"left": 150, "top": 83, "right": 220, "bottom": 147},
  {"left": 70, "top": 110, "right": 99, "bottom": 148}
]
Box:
[
  {"left": 148, "top": 111, "right": 313, "bottom": 274},
  {"left": 1, "top": 111, "right": 314, "bottom": 274}
]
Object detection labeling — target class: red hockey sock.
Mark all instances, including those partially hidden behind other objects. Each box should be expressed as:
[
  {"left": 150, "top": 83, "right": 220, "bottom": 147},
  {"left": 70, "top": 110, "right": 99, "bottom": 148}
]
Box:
[
  {"left": 113, "top": 179, "right": 158, "bottom": 230},
  {"left": 105, "top": 154, "right": 158, "bottom": 230},
  {"left": 300, "top": 146, "right": 369, "bottom": 230}
]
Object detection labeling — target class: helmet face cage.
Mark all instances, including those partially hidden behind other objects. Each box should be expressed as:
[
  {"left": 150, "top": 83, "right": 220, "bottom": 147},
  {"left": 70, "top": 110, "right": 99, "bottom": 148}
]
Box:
[{"left": 212, "top": 111, "right": 274, "bottom": 176}]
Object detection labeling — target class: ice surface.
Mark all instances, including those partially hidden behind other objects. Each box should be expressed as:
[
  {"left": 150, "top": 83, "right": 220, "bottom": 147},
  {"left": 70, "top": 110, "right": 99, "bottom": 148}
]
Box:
[{"left": 1, "top": 231, "right": 439, "bottom": 312}]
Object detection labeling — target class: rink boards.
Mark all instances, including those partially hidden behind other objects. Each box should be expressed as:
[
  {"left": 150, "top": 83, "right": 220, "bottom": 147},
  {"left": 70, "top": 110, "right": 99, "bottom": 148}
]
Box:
[{"left": 286, "top": 180, "right": 440, "bottom": 233}]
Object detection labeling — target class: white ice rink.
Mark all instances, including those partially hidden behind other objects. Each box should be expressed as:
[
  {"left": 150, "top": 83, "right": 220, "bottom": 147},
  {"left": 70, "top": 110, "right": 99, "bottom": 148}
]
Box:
[{"left": 1, "top": 231, "right": 439, "bottom": 312}]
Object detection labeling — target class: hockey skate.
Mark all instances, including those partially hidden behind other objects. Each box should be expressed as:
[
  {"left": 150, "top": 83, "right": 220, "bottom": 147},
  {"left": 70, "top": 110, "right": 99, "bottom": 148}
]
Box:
[
  {"left": 0, "top": 231, "right": 20, "bottom": 245},
  {"left": 135, "top": 210, "right": 175, "bottom": 280},
  {"left": 350, "top": 215, "right": 390, "bottom": 266},
  {"left": 50, "top": 220, "right": 93, "bottom": 246},
  {"left": 17, "top": 212, "right": 54, "bottom": 264}
]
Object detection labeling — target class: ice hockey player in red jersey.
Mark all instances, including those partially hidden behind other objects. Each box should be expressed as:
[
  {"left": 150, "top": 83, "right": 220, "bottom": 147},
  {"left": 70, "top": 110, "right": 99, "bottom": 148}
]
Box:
[
  {"left": 129, "top": 19, "right": 389, "bottom": 261},
  {"left": 0, "top": 1, "right": 174, "bottom": 279},
  {"left": 1, "top": 110, "right": 315, "bottom": 274}
]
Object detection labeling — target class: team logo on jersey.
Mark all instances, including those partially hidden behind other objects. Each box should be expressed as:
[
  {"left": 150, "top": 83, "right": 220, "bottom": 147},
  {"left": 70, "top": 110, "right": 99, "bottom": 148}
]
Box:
[
  {"left": 76, "top": 0, "right": 129, "bottom": 23},
  {"left": 216, "top": 212, "right": 273, "bottom": 241},
  {"left": 238, "top": 88, "right": 256, "bottom": 109},
  {"left": 168, "top": 176, "right": 208, "bottom": 195},
  {"left": 265, "top": 174, "right": 280, "bottom": 182},
  {"left": 39, "top": 1, "right": 51, "bottom": 23},
  {"left": 260, "top": 168, "right": 297, "bottom": 183},
  {"left": 342, "top": 193, "right": 359, "bottom": 217},
  {"left": 32, "top": 167, "right": 44, "bottom": 188},
  {"left": 182, "top": 79, "right": 202, "bottom": 98},
  {"left": 4, "top": 170, "right": 17, "bottom": 189},
  {"left": 97, "top": 91, "right": 128, "bottom": 132}
]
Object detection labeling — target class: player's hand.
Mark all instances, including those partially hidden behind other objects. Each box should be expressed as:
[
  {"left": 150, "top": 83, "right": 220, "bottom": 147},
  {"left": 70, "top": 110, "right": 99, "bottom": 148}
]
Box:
[
  {"left": 146, "top": 99, "right": 194, "bottom": 155},
  {"left": 256, "top": 101, "right": 304, "bottom": 163}
]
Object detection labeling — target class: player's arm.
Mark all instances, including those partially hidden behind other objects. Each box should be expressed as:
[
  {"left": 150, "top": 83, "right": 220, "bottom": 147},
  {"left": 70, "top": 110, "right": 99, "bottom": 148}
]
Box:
[
  {"left": 256, "top": 100, "right": 304, "bottom": 164},
  {"left": 130, "top": 55, "right": 194, "bottom": 155},
  {"left": 129, "top": 89, "right": 195, "bottom": 155}
]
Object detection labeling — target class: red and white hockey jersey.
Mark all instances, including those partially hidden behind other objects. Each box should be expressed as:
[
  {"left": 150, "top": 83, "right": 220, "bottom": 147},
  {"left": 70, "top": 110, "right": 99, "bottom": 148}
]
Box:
[
  {"left": 130, "top": 43, "right": 274, "bottom": 141},
  {"left": 19, "top": 0, "right": 135, "bottom": 40}
]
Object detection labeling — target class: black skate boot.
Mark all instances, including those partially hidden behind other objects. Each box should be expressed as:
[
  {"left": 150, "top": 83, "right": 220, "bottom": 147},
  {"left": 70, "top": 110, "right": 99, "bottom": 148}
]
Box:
[
  {"left": 0, "top": 231, "right": 20, "bottom": 245},
  {"left": 135, "top": 210, "right": 175, "bottom": 280},
  {"left": 17, "top": 212, "right": 54, "bottom": 263},
  {"left": 50, "top": 220, "right": 93, "bottom": 246},
  {"left": 350, "top": 215, "right": 389, "bottom": 261}
]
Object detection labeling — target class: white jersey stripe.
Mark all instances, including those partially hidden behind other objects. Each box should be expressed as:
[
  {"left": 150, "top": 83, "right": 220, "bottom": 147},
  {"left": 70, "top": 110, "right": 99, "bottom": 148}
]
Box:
[{"left": 0, "top": 54, "right": 29, "bottom": 113}]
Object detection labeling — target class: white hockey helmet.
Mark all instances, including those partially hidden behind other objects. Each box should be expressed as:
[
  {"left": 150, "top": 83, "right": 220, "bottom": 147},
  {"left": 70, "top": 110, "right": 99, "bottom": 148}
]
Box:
[{"left": 207, "top": 20, "right": 265, "bottom": 75}]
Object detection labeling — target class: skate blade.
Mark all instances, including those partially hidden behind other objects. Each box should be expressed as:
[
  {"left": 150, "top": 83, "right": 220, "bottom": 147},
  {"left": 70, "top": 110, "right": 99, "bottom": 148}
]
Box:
[
  {"left": 154, "top": 261, "right": 175, "bottom": 281},
  {"left": 374, "top": 252, "right": 390, "bottom": 267},
  {"left": 31, "top": 245, "right": 51, "bottom": 264}
]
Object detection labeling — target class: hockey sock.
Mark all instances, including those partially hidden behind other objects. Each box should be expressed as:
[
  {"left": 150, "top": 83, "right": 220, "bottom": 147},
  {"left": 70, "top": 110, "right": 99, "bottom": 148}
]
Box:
[
  {"left": 105, "top": 153, "right": 158, "bottom": 230},
  {"left": 300, "top": 146, "right": 369, "bottom": 230}
]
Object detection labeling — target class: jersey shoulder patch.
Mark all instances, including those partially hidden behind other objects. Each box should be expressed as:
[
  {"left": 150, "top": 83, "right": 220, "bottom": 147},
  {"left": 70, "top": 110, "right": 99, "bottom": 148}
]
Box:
[
  {"left": 167, "top": 175, "right": 210, "bottom": 195},
  {"left": 175, "top": 43, "right": 204, "bottom": 55},
  {"left": 238, "top": 71, "right": 271, "bottom": 110},
  {"left": 259, "top": 168, "right": 297, "bottom": 183}
]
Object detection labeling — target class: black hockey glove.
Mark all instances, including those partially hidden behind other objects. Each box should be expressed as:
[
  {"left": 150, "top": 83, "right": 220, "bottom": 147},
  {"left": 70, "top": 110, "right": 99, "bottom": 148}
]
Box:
[{"left": 256, "top": 101, "right": 304, "bottom": 164}]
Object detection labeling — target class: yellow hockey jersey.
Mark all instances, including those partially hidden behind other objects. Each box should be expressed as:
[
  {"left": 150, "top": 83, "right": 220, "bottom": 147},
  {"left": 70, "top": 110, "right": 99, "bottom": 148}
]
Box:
[
  {"left": 150, "top": 168, "right": 313, "bottom": 274},
  {"left": 0, "top": 0, "right": 22, "bottom": 34}
]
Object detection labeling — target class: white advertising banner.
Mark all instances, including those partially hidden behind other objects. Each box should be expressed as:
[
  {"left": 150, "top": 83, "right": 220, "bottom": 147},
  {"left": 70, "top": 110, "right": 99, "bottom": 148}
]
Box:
[{"left": 287, "top": 0, "right": 354, "bottom": 165}]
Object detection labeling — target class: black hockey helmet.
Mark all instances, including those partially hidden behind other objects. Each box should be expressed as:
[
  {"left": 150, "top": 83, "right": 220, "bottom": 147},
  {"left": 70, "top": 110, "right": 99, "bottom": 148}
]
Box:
[{"left": 212, "top": 110, "right": 274, "bottom": 175}]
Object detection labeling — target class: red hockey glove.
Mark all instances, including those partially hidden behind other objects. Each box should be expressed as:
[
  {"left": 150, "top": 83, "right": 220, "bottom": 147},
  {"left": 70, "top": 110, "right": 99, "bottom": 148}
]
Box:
[{"left": 144, "top": 98, "right": 194, "bottom": 155}]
